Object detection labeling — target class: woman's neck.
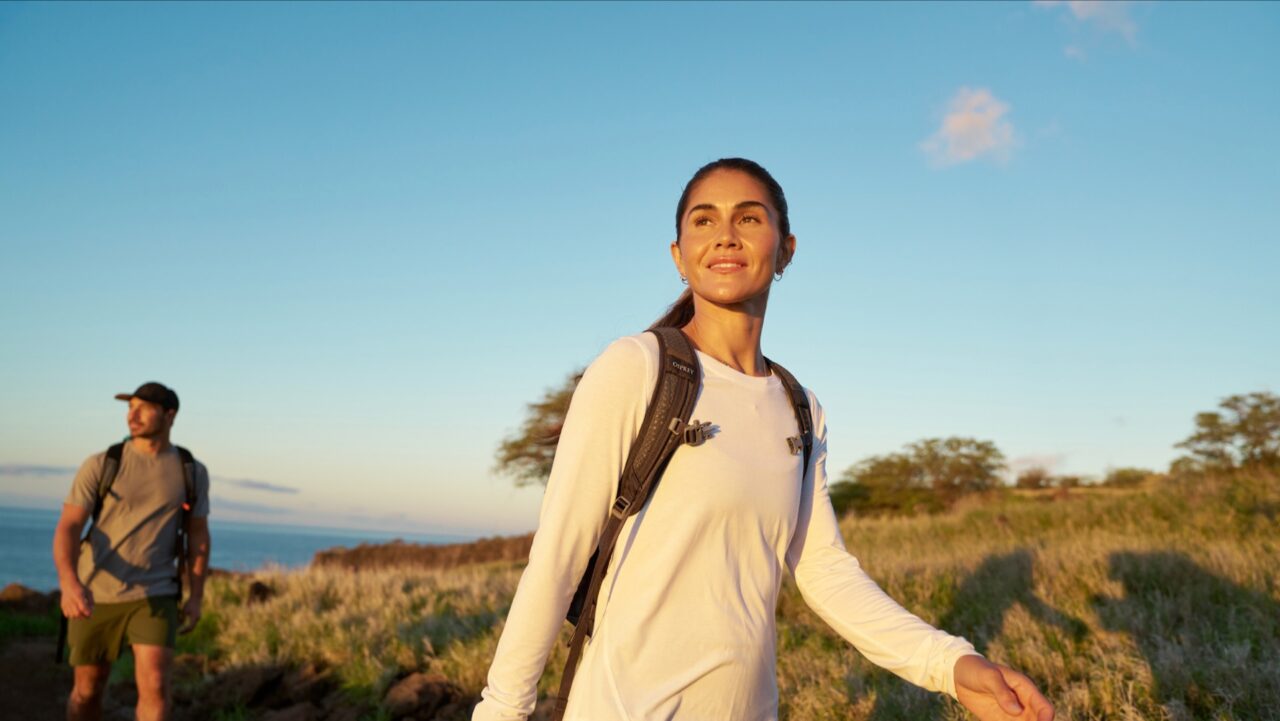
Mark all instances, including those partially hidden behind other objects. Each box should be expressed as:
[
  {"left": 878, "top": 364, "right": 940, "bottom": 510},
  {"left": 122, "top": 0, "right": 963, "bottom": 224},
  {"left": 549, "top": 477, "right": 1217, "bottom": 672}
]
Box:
[{"left": 681, "top": 297, "right": 770, "bottom": 377}]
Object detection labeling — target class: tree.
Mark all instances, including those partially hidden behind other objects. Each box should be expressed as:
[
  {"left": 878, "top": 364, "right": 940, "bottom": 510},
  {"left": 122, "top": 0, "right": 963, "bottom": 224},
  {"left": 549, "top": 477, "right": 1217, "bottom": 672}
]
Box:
[
  {"left": 1102, "top": 467, "right": 1154, "bottom": 488},
  {"left": 1053, "top": 475, "right": 1084, "bottom": 489},
  {"left": 832, "top": 453, "right": 942, "bottom": 516},
  {"left": 494, "top": 370, "right": 582, "bottom": 487},
  {"left": 1174, "top": 391, "right": 1280, "bottom": 472},
  {"left": 828, "top": 436, "right": 1006, "bottom": 516},
  {"left": 1016, "top": 466, "right": 1053, "bottom": 490},
  {"left": 907, "top": 437, "right": 1007, "bottom": 501}
]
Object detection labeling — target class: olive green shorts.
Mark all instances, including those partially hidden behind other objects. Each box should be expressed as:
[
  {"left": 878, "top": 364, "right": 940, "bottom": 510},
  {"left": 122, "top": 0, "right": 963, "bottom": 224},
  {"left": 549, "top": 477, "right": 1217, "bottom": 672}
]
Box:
[{"left": 67, "top": 595, "right": 178, "bottom": 666}]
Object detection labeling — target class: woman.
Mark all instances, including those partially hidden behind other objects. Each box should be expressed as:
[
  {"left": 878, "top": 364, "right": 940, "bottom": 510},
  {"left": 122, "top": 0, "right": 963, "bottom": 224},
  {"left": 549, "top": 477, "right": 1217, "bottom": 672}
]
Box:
[{"left": 472, "top": 158, "right": 1054, "bottom": 721}]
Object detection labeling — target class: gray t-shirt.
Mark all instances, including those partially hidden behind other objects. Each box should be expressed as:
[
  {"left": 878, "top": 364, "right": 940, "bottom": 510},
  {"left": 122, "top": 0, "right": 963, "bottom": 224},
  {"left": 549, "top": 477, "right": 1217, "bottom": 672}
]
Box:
[{"left": 65, "top": 442, "right": 211, "bottom": 603}]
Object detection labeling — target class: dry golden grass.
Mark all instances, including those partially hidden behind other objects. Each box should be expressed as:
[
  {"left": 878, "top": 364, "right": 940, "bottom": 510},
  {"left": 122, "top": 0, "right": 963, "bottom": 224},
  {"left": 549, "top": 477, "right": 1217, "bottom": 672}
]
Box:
[{"left": 189, "top": 472, "right": 1280, "bottom": 720}]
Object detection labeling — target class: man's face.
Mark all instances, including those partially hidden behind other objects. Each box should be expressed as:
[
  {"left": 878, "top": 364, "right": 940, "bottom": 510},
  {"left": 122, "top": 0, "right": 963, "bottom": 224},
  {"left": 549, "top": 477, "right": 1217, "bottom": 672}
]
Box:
[{"left": 126, "top": 398, "right": 174, "bottom": 439}]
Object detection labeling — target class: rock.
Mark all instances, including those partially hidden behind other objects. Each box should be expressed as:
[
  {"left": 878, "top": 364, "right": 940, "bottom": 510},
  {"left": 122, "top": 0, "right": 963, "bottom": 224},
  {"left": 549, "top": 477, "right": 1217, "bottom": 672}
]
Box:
[
  {"left": 321, "top": 704, "right": 365, "bottom": 721},
  {"left": 247, "top": 580, "right": 277, "bottom": 606},
  {"left": 435, "top": 699, "right": 477, "bottom": 720},
  {"left": 262, "top": 703, "right": 318, "bottom": 721},
  {"left": 383, "top": 672, "right": 461, "bottom": 719},
  {"left": 172, "top": 653, "right": 208, "bottom": 687},
  {"left": 0, "top": 582, "right": 57, "bottom": 614},
  {"left": 206, "top": 664, "right": 286, "bottom": 708},
  {"left": 281, "top": 663, "right": 333, "bottom": 706},
  {"left": 319, "top": 689, "right": 371, "bottom": 721}
]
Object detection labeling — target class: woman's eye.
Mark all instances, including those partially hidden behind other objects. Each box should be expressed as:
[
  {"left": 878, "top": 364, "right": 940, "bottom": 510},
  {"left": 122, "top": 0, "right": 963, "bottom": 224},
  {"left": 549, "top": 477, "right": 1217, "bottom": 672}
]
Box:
[
  {"left": 692, "top": 217, "right": 713, "bottom": 226},
  {"left": 739, "top": 214, "right": 761, "bottom": 224}
]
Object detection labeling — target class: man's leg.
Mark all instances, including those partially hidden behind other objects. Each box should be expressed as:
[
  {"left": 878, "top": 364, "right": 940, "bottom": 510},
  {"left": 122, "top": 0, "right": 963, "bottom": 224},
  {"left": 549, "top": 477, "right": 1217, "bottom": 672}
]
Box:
[
  {"left": 133, "top": 644, "right": 173, "bottom": 721},
  {"left": 67, "top": 661, "right": 110, "bottom": 721},
  {"left": 127, "top": 594, "right": 179, "bottom": 721},
  {"left": 67, "top": 600, "right": 129, "bottom": 721}
]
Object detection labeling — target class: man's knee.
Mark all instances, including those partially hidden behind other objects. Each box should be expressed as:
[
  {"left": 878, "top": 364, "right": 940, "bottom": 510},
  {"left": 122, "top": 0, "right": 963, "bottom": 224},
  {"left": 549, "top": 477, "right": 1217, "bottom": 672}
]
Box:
[
  {"left": 132, "top": 645, "right": 172, "bottom": 701},
  {"left": 70, "top": 662, "right": 110, "bottom": 703}
]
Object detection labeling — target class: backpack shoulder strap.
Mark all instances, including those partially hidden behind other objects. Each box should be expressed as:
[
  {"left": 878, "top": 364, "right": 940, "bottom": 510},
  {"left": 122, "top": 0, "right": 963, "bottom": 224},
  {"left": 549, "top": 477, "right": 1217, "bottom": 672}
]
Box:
[
  {"left": 614, "top": 327, "right": 700, "bottom": 510},
  {"left": 174, "top": 445, "right": 197, "bottom": 512},
  {"left": 765, "top": 359, "right": 815, "bottom": 475},
  {"left": 553, "top": 329, "right": 701, "bottom": 721},
  {"left": 564, "top": 328, "right": 700, "bottom": 625},
  {"left": 93, "top": 442, "right": 127, "bottom": 526},
  {"left": 172, "top": 446, "right": 198, "bottom": 597}
]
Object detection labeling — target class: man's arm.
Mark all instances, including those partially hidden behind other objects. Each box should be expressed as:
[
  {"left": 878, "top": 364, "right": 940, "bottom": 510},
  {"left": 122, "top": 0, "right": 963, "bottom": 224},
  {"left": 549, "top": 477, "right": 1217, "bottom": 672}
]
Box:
[
  {"left": 179, "top": 516, "right": 210, "bottom": 633},
  {"left": 53, "top": 504, "right": 94, "bottom": 618}
]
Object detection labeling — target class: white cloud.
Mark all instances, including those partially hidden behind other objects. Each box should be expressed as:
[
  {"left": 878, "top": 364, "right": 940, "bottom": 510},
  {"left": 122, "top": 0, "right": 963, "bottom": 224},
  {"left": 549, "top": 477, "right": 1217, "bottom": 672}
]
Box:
[
  {"left": 1036, "top": 0, "right": 1138, "bottom": 43},
  {"left": 219, "top": 477, "right": 301, "bottom": 494},
  {"left": 1009, "top": 453, "right": 1067, "bottom": 474},
  {"left": 1064, "top": 44, "right": 1087, "bottom": 61},
  {"left": 919, "top": 87, "right": 1017, "bottom": 166}
]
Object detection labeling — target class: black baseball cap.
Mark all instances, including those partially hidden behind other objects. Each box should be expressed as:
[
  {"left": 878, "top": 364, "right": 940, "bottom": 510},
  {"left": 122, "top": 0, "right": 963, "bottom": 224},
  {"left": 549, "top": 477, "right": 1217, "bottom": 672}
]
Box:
[{"left": 114, "top": 382, "right": 180, "bottom": 412}]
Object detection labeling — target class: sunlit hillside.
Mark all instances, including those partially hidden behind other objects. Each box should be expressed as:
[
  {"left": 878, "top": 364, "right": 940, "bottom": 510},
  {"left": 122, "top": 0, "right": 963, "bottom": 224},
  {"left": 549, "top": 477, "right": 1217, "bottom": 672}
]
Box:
[{"left": 182, "top": 472, "right": 1279, "bottom": 721}]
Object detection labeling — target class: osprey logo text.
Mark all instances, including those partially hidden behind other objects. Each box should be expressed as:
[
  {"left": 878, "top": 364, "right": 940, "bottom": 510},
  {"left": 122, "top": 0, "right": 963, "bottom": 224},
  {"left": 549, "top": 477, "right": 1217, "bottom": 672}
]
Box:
[{"left": 670, "top": 359, "right": 696, "bottom": 376}]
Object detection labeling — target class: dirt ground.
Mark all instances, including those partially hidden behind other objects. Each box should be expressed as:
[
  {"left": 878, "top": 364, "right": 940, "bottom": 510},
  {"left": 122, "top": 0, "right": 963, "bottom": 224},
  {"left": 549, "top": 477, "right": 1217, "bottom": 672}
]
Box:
[
  {"left": 0, "top": 635, "right": 142, "bottom": 721},
  {"left": 0, "top": 636, "right": 75, "bottom": 721}
]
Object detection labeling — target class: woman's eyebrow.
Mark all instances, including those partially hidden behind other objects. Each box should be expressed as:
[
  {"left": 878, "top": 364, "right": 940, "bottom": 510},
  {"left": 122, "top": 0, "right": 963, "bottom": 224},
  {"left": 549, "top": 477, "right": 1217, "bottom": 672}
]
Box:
[{"left": 685, "top": 201, "right": 769, "bottom": 218}]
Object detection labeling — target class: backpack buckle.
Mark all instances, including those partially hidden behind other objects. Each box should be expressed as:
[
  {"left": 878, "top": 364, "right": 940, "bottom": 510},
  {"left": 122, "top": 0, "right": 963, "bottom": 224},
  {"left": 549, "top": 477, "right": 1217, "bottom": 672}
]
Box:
[
  {"left": 610, "top": 496, "right": 632, "bottom": 519},
  {"left": 786, "top": 436, "right": 804, "bottom": 455},
  {"left": 669, "top": 418, "right": 712, "bottom": 447}
]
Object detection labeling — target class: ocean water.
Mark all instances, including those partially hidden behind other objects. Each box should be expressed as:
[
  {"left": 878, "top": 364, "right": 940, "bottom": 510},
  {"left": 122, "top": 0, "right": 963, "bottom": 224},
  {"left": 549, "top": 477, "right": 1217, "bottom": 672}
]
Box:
[{"left": 0, "top": 505, "right": 475, "bottom": 592}]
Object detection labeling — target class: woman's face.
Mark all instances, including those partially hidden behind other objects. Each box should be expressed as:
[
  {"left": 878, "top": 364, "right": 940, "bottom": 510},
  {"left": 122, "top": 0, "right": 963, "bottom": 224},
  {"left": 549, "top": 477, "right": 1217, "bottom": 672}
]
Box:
[{"left": 671, "top": 169, "right": 796, "bottom": 309}]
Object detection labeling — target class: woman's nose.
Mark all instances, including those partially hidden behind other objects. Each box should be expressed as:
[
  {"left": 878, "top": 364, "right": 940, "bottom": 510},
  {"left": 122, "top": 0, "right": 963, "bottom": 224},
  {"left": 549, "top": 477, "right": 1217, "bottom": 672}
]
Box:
[{"left": 715, "top": 227, "right": 741, "bottom": 248}]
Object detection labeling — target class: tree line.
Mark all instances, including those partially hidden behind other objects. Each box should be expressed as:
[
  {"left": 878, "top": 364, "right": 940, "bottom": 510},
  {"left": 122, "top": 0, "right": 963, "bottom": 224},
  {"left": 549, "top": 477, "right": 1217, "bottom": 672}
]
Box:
[{"left": 495, "top": 375, "right": 1280, "bottom": 516}]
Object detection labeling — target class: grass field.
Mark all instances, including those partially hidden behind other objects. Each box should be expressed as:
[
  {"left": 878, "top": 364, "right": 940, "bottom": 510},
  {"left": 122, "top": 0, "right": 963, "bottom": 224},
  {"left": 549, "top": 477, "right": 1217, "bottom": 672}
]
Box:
[{"left": 185, "top": 471, "right": 1280, "bottom": 720}]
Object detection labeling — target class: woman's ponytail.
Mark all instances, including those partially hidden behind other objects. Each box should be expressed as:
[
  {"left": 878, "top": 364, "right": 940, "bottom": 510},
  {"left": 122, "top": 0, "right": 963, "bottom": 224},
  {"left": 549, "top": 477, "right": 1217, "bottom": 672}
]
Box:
[{"left": 649, "top": 289, "right": 695, "bottom": 330}]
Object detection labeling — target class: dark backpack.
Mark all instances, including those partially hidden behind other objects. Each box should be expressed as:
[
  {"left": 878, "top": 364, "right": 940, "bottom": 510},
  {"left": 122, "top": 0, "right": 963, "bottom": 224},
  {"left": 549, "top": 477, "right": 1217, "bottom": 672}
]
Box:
[
  {"left": 54, "top": 440, "right": 200, "bottom": 662},
  {"left": 550, "top": 327, "right": 813, "bottom": 719}
]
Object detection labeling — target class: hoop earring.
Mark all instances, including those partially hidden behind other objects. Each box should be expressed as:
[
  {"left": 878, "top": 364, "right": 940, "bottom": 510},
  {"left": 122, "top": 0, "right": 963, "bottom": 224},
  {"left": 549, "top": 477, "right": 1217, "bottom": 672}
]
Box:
[
  {"left": 773, "top": 271, "right": 784, "bottom": 281},
  {"left": 680, "top": 276, "right": 688, "bottom": 285}
]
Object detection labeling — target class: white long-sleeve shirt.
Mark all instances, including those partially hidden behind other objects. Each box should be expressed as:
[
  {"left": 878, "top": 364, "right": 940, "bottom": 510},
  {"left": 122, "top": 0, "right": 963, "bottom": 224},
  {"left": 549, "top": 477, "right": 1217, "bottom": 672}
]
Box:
[{"left": 473, "top": 333, "right": 978, "bottom": 721}]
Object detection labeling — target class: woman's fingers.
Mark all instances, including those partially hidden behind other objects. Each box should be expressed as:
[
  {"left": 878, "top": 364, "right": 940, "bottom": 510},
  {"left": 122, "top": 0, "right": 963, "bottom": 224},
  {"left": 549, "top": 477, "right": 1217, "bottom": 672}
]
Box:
[
  {"left": 983, "top": 665, "right": 1024, "bottom": 716},
  {"left": 954, "top": 655, "right": 1055, "bottom": 720},
  {"left": 1002, "top": 667, "right": 1055, "bottom": 721}
]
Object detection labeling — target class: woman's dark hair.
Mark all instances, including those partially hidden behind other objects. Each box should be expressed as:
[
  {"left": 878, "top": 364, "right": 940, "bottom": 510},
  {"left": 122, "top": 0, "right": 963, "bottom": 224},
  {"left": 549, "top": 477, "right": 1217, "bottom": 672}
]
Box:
[{"left": 650, "top": 158, "right": 791, "bottom": 329}]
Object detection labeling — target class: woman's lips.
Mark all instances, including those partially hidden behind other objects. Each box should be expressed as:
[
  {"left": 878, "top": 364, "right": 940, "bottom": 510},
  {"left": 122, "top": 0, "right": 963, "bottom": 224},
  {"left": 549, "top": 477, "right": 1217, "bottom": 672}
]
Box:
[{"left": 707, "top": 260, "right": 747, "bottom": 273}]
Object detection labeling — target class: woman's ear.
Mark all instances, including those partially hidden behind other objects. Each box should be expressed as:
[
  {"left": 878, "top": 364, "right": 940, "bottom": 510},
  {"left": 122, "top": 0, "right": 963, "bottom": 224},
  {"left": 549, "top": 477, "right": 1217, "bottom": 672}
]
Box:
[
  {"left": 776, "top": 234, "right": 797, "bottom": 274},
  {"left": 670, "top": 240, "right": 687, "bottom": 279}
]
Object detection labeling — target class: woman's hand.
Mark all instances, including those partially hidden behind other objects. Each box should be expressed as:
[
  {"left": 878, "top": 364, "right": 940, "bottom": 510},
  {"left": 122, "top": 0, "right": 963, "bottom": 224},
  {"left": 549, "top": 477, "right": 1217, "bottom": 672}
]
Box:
[{"left": 954, "top": 654, "right": 1054, "bottom": 721}]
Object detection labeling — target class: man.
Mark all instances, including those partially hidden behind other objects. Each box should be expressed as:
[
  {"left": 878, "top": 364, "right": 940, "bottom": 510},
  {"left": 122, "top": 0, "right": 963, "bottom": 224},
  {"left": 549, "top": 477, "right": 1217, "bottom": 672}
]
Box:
[{"left": 53, "top": 382, "right": 211, "bottom": 721}]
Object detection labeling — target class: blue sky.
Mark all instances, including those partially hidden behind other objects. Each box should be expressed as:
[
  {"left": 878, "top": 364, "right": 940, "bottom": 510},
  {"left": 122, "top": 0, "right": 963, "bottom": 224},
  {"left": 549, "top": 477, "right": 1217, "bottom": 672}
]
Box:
[{"left": 1, "top": 2, "right": 1276, "bottom": 536}]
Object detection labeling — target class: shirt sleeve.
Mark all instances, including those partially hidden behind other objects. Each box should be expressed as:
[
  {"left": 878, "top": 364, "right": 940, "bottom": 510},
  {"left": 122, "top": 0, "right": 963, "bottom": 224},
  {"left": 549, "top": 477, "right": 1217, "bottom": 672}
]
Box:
[
  {"left": 64, "top": 453, "right": 106, "bottom": 511},
  {"left": 473, "top": 335, "right": 654, "bottom": 721},
  {"left": 783, "top": 392, "right": 980, "bottom": 699}
]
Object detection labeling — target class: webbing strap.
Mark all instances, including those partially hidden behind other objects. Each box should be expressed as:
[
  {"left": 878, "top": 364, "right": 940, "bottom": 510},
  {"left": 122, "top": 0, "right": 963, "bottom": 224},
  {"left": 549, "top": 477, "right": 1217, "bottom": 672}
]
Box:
[
  {"left": 552, "top": 328, "right": 699, "bottom": 721},
  {"left": 175, "top": 445, "right": 197, "bottom": 600},
  {"left": 767, "top": 359, "right": 815, "bottom": 474},
  {"left": 551, "top": 509, "right": 628, "bottom": 720},
  {"left": 92, "top": 442, "right": 127, "bottom": 527}
]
